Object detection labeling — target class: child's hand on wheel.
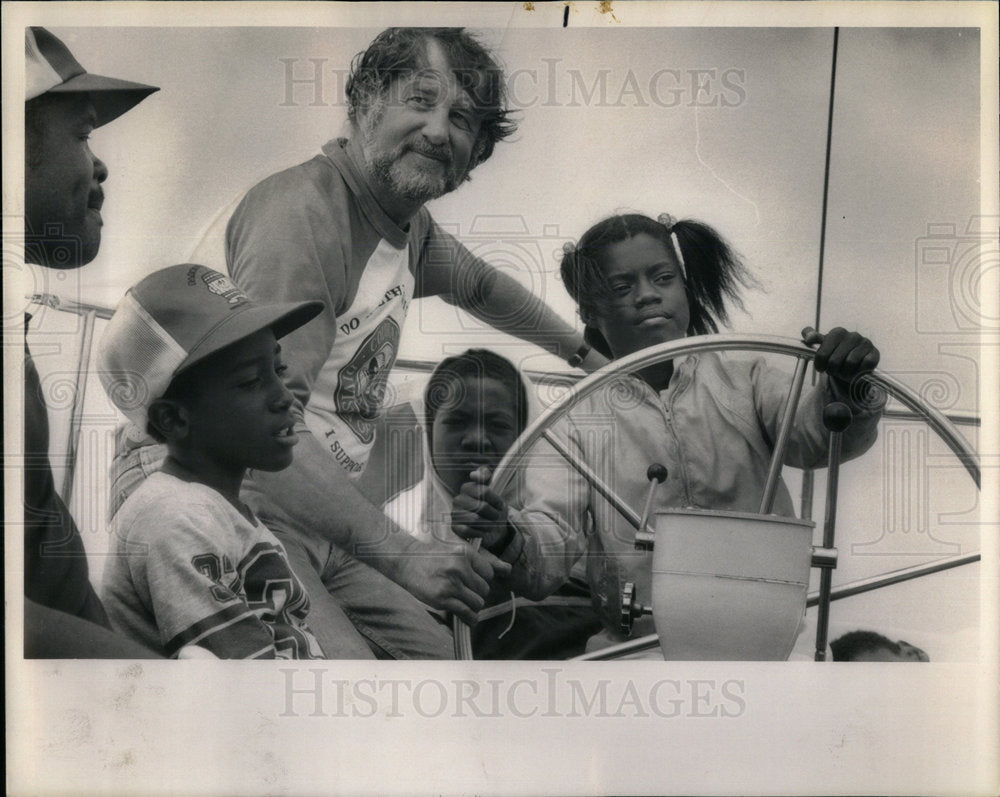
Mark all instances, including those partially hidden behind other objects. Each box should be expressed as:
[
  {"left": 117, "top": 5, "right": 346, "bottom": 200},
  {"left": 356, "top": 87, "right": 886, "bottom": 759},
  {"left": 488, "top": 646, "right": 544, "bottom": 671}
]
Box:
[
  {"left": 803, "top": 326, "right": 879, "bottom": 389},
  {"left": 451, "top": 466, "right": 515, "bottom": 554}
]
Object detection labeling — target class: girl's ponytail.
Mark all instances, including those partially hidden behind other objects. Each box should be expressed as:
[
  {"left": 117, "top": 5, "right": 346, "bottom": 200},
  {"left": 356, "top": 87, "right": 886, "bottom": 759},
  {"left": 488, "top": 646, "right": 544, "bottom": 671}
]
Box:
[{"left": 670, "top": 218, "right": 757, "bottom": 336}]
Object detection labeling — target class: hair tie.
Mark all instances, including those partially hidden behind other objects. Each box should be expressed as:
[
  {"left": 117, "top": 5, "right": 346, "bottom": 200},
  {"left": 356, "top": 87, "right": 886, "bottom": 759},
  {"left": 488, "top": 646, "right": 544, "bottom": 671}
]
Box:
[
  {"left": 562, "top": 241, "right": 577, "bottom": 256},
  {"left": 657, "top": 213, "right": 677, "bottom": 230},
  {"left": 657, "top": 213, "right": 687, "bottom": 281}
]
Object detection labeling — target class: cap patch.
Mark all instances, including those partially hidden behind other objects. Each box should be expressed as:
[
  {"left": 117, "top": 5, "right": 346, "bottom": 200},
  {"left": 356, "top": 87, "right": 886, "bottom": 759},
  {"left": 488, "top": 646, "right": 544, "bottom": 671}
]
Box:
[{"left": 200, "top": 269, "right": 249, "bottom": 306}]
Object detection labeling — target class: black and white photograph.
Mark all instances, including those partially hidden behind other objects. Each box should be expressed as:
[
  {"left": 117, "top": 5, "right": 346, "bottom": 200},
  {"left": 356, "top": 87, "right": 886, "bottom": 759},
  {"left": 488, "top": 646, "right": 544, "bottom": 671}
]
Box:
[{"left": 5, "top": 2, "right": 998, "bottom": 794}]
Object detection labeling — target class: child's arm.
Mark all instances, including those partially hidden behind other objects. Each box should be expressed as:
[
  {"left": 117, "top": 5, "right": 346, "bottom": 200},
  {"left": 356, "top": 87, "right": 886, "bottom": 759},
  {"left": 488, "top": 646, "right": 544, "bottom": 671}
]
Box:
[
  {"left": 452, "top": 438, "right": 591, "bottom": 601},
  {"left": 754, "top": 327, "right": 885, "bottom": 469}
]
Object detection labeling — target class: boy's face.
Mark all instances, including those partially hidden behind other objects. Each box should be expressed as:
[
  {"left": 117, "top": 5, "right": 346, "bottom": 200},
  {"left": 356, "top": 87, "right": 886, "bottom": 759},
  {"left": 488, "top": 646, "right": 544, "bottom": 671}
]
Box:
[
  {"left": 25, "top": 93, "right": 109, "bottom": 267},
  {"left": 359, "top": 37, "right": 481, "bottom": 204},
  {"left": 181, "top": 329, "right": 299, "bottom": 476},
  {"left": 587, "top": 232, "right": 691, "bottom": 360},
  {"left": 431, "top": 375, "right": 520, "bottom": 497}
]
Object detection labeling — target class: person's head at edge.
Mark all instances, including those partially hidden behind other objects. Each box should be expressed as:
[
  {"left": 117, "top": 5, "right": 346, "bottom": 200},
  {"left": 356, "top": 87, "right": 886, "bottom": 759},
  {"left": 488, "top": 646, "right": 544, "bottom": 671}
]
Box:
[
  {"left": 830, "top": 630, "right": 930, "bottom": 662},
  {"left": 423, "top": 349, "right": 528, "bottom": 498},
  {"left": 24, "top": 27, "right": 158, "bottom": 268},
  {"left": 344, "top": 28, "right": 517, "bottom": 222}
]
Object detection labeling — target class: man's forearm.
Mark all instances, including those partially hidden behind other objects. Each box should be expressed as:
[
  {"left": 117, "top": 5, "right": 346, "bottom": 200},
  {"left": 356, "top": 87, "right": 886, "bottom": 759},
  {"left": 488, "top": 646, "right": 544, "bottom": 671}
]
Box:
[
  {"left": 248, "top": 427, "right": 426, "bottom": 583},
  {"left": 249, "top": 426, "right": 506, "bottom": 622},
  {"left": 465, "top": 267, "right": 607, "bottom": 372}
]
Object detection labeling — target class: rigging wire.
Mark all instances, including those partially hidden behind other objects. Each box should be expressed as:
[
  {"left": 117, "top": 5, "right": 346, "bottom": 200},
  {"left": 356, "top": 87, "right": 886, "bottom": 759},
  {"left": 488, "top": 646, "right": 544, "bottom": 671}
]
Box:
[
  {"left": 815, "top": 26, "right": 840, "bottom": 337},
  {"left": 801, "top": 27, "right": 841, "bottom": 523}
]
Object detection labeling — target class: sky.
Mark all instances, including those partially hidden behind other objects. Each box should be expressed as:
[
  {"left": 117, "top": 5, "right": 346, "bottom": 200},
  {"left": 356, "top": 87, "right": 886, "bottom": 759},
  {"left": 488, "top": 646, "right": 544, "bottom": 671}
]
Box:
[
  {"left": 18, "top": 22, "right": 986, "bottom": 390},
  {"left": 4, "top": 4, "right": 998, "bottom": 794}
]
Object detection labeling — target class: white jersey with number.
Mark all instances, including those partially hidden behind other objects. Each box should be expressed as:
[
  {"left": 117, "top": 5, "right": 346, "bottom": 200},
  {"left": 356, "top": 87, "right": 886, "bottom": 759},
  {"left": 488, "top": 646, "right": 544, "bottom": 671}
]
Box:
[{"left": 102, "top": 472, "right": 325, "bottom": 659}]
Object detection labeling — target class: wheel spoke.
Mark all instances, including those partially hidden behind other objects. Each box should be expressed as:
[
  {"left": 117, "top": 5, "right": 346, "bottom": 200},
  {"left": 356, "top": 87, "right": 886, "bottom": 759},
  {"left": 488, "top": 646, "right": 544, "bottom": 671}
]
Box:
[
  {"left": 540, "top": 429, "right": 646, "bottom": 533},
  {"left": 759, "top": 355, "right": 809, "bottom": 514}
]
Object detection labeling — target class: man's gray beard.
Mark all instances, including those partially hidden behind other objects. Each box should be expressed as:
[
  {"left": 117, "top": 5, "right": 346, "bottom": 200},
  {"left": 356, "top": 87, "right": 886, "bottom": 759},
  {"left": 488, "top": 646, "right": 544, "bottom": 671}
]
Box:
[
  {"left": 359, "top": 105, "right": 460, "bottom": 203},
  {"left": 365, "top": 149, "right": 454, "bottom": 203}
]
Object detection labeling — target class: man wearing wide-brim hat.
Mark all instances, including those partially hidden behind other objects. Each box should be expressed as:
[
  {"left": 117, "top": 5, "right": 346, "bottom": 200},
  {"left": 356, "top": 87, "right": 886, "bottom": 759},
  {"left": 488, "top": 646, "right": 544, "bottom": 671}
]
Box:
[
  {"left": 22, "top": 26, "right": 158, "bottom": 656},
  {"left": 24, "top": 26, "right": 158, "bottom": 266}
]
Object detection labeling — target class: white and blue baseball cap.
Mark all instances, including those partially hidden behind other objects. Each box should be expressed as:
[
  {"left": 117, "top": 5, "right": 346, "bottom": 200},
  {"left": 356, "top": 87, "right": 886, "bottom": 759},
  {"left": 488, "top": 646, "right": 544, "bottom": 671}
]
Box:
[{"left": 98, "top": 264, "right": 323, "bottom": 428}]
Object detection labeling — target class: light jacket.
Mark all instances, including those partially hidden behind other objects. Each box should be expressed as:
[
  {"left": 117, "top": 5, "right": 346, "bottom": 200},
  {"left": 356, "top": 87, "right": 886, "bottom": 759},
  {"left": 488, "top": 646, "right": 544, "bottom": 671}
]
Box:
[{"left": 500, "top": 351, "right": 884, "bottom": 633}]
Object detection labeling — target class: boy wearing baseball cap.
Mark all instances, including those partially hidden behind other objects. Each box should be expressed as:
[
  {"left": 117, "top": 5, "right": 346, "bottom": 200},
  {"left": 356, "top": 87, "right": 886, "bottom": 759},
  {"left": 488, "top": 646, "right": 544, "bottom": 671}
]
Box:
[{"left": 97, "top": 264, "right": 327, "bottom": 659}]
